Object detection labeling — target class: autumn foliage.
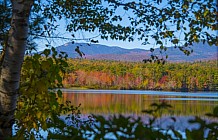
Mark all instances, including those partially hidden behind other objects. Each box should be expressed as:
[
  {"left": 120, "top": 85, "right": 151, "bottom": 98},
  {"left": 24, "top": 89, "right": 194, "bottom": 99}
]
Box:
[{"left": 63, "top": 59, "right": 218, "bottom": 91}]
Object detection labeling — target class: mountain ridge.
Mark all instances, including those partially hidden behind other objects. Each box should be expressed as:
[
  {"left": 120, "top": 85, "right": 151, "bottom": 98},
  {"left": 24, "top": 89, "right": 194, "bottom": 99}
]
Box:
[{"left": 56, "top": 42, "right": 217, "bottom": 62}]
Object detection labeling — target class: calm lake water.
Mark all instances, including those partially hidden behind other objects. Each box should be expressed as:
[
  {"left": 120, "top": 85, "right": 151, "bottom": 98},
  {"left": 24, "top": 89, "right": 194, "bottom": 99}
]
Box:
[
  {"left": 61, "top": 89, "right": 218, "bottom": 117},
  {"left": 20, "top": 89, "right": 217, "bottom": 138}
]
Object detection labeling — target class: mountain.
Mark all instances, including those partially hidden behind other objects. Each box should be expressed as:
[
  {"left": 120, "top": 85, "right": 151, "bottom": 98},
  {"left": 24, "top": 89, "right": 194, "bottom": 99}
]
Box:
[
  {"left": 153, "top": 42, "right": 218, "bottom": 62},
  {"left": 56, "top": 42, "right": 217, "bottom": 62}
]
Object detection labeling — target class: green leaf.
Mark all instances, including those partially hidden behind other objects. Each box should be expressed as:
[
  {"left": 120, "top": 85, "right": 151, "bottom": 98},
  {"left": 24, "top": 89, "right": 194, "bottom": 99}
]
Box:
[
  {"left": 43, "top": 49, "right": 51, "bottom": 57},
  {"left": 57, "top": 89, "right": 62, "bottom": 98},
  {"left": 150, "top": 48, "right": 154, "bottom": 52},
  {"left": 172, "top": 39, "right": 179, "bottom": 44},
  {"left": 213, "top": 106, "right": 218, "bottom": 116}
]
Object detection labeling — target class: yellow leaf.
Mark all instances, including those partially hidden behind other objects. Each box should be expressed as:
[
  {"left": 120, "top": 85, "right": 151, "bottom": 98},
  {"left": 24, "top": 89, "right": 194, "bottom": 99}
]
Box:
[
  {"left": 203, "top": 9, "right": 209, "bottom": 17},
  {"left": 36, "top": 112, "right": 41, "bottom": 119},
  {"left": 33, "top": 122, "right": 38, "bottom": 130}
]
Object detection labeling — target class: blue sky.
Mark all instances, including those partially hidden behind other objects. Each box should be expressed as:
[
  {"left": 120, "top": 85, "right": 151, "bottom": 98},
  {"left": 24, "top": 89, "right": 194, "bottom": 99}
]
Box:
[
  {"left": 36, "top": 0, "right": 217, "bottom": 51},
  {"left": 36, "top": 0, "right": 163, "bottom": 50}
]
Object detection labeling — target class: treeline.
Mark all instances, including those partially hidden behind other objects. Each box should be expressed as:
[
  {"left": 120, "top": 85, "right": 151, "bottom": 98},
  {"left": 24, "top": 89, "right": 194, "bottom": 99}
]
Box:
[{"left": 63, "top": 59, "right": 218, "bottom": 91}]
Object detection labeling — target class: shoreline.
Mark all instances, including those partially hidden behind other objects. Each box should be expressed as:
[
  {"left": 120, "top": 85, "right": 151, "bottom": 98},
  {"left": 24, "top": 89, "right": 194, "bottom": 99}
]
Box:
[{"left": 62, "top": 86, "right": 218, "bottom": 93}]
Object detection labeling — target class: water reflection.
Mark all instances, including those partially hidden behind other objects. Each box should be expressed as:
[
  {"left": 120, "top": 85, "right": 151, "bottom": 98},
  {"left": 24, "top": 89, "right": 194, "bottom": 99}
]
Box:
[{"left": 62, "top": 89, "right": 218, "bottom": 116}]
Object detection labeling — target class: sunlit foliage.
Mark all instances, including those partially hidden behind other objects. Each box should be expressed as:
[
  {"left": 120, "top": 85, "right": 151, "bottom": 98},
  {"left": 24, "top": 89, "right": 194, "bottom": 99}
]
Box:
[{"left": 64, "top": 59, "right": 218, "bottom": 91}]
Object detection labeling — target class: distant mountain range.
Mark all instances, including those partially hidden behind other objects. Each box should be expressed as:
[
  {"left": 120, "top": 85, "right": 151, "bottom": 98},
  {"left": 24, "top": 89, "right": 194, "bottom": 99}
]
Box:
[{"left": 56, "top": 42, "right": 217, "bottom": 62}]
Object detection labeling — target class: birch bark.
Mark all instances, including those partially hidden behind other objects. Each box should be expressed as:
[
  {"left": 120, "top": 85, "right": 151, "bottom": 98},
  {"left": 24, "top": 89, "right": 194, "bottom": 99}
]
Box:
[{"left": 0, "top": 0, "right": 33, "bottom": 138}]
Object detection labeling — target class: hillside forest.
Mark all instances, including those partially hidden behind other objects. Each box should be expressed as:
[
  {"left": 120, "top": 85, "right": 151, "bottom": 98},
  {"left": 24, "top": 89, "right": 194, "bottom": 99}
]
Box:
[{"left": 63, "top": 59, "right": 218, "bottom": 92}]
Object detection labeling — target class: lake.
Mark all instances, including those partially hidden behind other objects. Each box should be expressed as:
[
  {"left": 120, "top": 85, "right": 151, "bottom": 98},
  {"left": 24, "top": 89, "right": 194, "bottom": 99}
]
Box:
[
  {"left": 20, "top": 89, "right": 217, "bottom": 139},
  {"left": 61, "top": 89, "right": 218, "bottom": 116}
]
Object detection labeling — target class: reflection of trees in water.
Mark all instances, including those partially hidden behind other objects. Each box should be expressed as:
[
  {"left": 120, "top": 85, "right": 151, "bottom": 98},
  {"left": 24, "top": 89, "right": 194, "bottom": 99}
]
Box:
[{"left": 62, "top": 92, "right": 217, "bottom": 116}]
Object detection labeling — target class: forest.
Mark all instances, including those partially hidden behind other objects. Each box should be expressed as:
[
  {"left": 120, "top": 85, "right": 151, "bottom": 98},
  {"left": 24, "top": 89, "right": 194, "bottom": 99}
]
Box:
[
  {"left": 63, "top": 59, "right": 218, "bottom": 92},
  {"left": 1, "top": 0, "right": 217, "bottom": 139}
]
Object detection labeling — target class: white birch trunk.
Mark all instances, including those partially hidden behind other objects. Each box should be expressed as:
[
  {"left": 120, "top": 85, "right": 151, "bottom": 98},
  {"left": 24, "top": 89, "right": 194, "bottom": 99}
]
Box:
[{"left": 0, "top": 0, "right": 33, "bottom": 138}]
